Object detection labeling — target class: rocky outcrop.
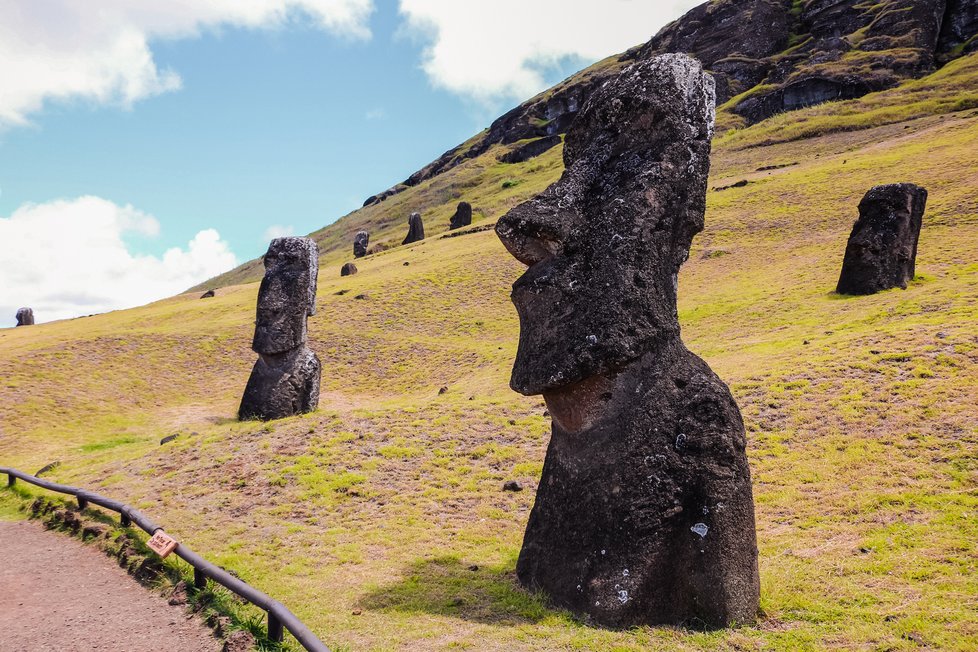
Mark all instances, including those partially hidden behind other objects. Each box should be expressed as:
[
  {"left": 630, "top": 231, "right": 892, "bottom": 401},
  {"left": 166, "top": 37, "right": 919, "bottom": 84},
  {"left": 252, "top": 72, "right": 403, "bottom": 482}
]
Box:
[
  {"left": 498, "top": 135, "right": 562, "bottom": 164},
  {"left": 340, "top": 262, "right": 358, "bottom": 276},
  {"left": 449, "top": 202, "right": 473, "bottom": 230},
  {"left": 239, "top": 237, "right": 321, "bottom": 421},
  {"left": 200, "top": 290, "right": 215, "bottom": 299},
  {"left": 496, "top": 55, "right": 759, "bottom": 628},
  {"left": 402, "top": 212, "right": 425, "bottom": 245},
  {"left": 837, "top": 184, "right": 927, "bottom": 295},
  {"left": 15, "top": 308, "right": 34, "bottom": 326},
  {"left": 353, "top": 231, "right": 369, "bottom": 258},
  {"left": 940, "top": 0, "right": 978, "bottom": 58}
]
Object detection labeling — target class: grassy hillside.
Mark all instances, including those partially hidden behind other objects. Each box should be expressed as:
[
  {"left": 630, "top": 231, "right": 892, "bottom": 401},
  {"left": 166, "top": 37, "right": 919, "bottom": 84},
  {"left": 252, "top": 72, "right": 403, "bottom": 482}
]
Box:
[{"left": 2, "top": 56, "right": 978, "bottom": 651}]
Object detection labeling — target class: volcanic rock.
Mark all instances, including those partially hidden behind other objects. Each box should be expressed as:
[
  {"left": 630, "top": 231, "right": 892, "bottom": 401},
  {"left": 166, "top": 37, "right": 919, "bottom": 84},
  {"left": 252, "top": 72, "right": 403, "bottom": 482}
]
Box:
[
  {"left": 402, "top": 212, "right": 425, "bottom": 245},
  {"left": 495, "top": 54, "right": 759, "bottom": 628},
  {"left": 15, "top": 308, "right": 34, "bottom": 326},
  {"left": 499, "top": 135, "right": 562, "bottom": 164},
  {"left": 449, "top": 202, "right": 473, "bottom": 230},
  {"left": 200, "top": 289, "right": 215, "bottom": 299},
  {"left": 239, "top": 237, "right": 321, "bottom": 421},
  {"left": 836, "top": 184, "right": 927, "bottom": 295},
  {"left": 354, "top": 231, "right": 369, "bottom": 258},
  {"left": 340, "top": 262, "right": 358, "bottom": 277}
]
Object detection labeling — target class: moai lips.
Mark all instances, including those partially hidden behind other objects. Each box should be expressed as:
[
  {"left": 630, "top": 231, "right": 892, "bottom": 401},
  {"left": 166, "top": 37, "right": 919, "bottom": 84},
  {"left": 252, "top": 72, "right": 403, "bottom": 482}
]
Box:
[
  {"left": 496, "top": 54, "right": 759, "bottom": 629},
  {"left": 837, "top": 183, "right": 927, "bottom": 295},
  {"left": 239, "top": 237, "right": 322, "bottom": 421}
]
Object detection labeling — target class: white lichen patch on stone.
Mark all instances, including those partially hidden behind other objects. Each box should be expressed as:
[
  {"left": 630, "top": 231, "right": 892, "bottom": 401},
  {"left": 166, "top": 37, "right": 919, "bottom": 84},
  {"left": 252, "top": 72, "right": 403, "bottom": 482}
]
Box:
[{"left": 691, "top": 522, "right": 709, "bottom": 538}]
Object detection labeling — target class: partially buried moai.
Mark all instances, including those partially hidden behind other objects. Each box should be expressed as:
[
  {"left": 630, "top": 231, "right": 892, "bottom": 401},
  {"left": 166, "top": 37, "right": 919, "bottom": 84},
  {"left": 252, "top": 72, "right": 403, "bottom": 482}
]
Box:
[
  {"left": 836, "top": 183, "right": 927, "bottom": 295},
  {"left": 496, "top": 54, "right": 759, "bottom": 628},
  {"left": 449, "top": 201, "right": 472, "bottom": 230},
  {"left": 239, "top": 237, "right": 321, "bottom": 421},
  {"left": 353, "top": 231, "right": 369, "bottom": 258},
  {"left": 402, "top": 212, "right": 425, "bottom": 245},
  {"left": 15, "top": 308, "right": 34, "bottom": 326}
]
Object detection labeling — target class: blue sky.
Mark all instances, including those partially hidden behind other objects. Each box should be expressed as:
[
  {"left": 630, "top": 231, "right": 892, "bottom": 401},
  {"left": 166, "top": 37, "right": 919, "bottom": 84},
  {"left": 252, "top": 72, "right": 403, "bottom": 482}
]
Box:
[{"left": 0, "top": 0, "right": 698, "bottom": 323}]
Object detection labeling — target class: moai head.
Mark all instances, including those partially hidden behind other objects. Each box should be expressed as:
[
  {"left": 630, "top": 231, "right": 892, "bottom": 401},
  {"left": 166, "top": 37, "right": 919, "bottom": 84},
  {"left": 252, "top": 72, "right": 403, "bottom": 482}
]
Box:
[
  {"left": 354, "top": 231, "right": 369, "bottom": 258},
  {"left": 496, "top": 55, "right": 716, "bottom": 395},
  {"left": 253, "top": 237, "right": 319, "bottom": 355},
  {"left": 15, "top": 307, "right": 34, "bottom": 326},
  {"left": 450, "top": 202, "right": 473, "bottom": 229}
]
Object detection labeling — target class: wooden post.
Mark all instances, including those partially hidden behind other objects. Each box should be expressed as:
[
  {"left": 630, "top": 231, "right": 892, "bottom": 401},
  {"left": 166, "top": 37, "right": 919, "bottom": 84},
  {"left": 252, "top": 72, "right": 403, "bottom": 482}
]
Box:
[
  {"left": 268, "top": 612, "right": 284, "bottom": 643},
  {"left": 194, "top": 567, "right": 207, "bottom": 590},
  {"left": 5, "top": 474, "right": 14, "bottom": 488}
]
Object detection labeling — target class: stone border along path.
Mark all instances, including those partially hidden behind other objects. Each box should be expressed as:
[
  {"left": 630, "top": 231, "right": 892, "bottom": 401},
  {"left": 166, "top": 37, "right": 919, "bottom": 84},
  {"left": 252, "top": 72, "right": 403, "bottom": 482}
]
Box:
[{"left": 0, "top": 519, "right": 220, "bottom": 651}]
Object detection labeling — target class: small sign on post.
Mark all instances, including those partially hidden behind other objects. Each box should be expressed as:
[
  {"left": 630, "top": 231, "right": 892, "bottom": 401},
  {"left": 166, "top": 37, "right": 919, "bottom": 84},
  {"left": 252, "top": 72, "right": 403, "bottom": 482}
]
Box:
[{"left": 147, "top": 530, "right": 178, "bottom": 558}]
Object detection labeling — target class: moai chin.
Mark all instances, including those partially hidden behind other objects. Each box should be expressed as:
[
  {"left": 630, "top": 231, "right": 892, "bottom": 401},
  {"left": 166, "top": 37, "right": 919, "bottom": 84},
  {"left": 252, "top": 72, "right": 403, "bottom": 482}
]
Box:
[
  {"left": 353, "top": 231, "right": 369, "bottom": 258},
  {"left": 496, "top": 54, "right": 759, "bottom": 628},
  {"left": 402, "top": 212, "right": 425, "bottom": 245},
  {"left": 239, "top": 237, "right": 321, "bottom": 421},
  {"left": 836, "top": 184, "right": 927, "bottom": 295}
]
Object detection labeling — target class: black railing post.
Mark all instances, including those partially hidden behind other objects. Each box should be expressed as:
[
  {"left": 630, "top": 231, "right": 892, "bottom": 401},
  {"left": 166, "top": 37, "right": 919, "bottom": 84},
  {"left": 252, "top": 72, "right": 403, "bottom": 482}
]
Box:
[
  {"left": 76, "top": 495, "right": 88, "bottom": 510},
  {"left": 120, "top": 512, "right": 131, "bottom": 527},
  {"left": 268, "top": 611, "right": 284, "bottom": 643},
  {"left": 194, "top": 567, "right": 207, "bottom": 590},
  {"left": 5, "top": 473, "right": 13, "bottom": 487}
]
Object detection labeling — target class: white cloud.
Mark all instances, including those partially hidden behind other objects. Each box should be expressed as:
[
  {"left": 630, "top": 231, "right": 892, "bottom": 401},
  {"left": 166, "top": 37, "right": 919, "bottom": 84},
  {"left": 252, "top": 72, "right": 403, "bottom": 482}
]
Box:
[
  {"left": 262, "top": 224, "right": 296, "bottom": 241},
  {"left": 364, "top": 107, "right": 387, "bottom": 120},
  {"left": 0, "top": 196, "right": 238, "bottom": 324},
  {"left": 398, "top": 0, "right": 701, "bottom": 104},
  {"left": 0, "top": 0, "right": 375, "bottom": 128}
]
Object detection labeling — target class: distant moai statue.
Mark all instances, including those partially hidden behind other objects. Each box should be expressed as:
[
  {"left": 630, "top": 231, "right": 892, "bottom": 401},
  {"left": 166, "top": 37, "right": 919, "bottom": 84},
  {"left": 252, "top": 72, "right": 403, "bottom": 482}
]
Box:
[
  {"left": 340, "top": 262, "right": 358, "bottom": 276},
  {"left": 449, "top": 202, "right": 473, "bottom": 230},
  {"left": 837, "top": 184, "right": 927, "bottom": 295},
  {"left": 239, "top": 238, "right": 321, "bottom": 421},
  {"left": 496, "top": 55, "right": 759, "bottom": 628},
  {"left": 353, "top": 231, "right": 369, "bottom": 258},
  {"left": 15, "top": 308, "right": 34, "bottom": 326},
  {"left": 402, "top": 212, "right": 425, "bottom": 245}
]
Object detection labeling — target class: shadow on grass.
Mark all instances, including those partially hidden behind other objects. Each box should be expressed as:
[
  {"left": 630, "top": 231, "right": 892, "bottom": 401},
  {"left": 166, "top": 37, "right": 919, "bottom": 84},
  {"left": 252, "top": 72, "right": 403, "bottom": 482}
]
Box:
[{"left": 358, "top": 554, "right": 559, "bottom": 626}]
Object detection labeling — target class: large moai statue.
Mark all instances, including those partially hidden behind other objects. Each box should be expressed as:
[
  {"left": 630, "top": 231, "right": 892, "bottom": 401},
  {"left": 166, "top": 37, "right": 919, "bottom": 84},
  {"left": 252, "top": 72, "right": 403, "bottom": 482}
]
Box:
[
  {"left": 239, "top": 237, "right": 321, "bottom": 421},
  {"left": 495, "top": 55, "right": 759, "bottom": 628},
  {"left": 449, "top": 201, "right": 472, "bottom": 230},
  {"left": 15, "top": 308, "right": 34, "bottom": 326},
  {"left": 353, "top": 231, "right": 369, "bottom": 258},
  {"left": 402, "top": 212, "right": 425, "bottom": 245},
  {"left": 836, "top": 184, "right": 927, "bottom": 295}
]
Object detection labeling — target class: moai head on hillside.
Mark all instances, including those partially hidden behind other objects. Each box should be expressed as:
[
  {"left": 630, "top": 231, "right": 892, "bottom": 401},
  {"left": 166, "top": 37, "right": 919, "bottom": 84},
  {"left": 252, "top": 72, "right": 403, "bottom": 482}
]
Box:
[
  {"left": 449, "top": 201, "right": 472, "bottom": 230},
  {"left": 353, "top": 231, "right": 369, "bottom": 258},
  {"left": 837, "top": 183, "right": 927, "bottom": 295},
  {"left": 253, "top": 237, "right": 319, "bottom": 355},
  {"left": 15, "top": 307, "right": 34, "bottom": 326},
  {"left": 496, "top": 54, "right": 716, "bottom": 395},
  {"left": 402, "top": 212, "right": 425, "bottom": 245}
]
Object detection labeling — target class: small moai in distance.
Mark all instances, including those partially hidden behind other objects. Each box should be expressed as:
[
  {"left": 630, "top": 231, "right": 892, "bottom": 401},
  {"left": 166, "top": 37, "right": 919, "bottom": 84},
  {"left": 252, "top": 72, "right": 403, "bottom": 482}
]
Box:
[
  {"left": 402, "top": 212, "right": 425, "bottom": 245},
  {"left": 836, "top": 183, "right": 927, "bottom": 295},
  {"left": 495, "top": 54, "right": 759, "bottom": 628},
  {"left": 353, "top": 231, "right": 369, "bottom": 258},
  {"left": 239, "top": 237, "right": 321, "bottom": 421},
  {"left": 449, "top": 201, "right": 472, "bottom": 230},
  {"left": 15, "top": 308, "right": 34, "bottom": 326},
  {"left": 340, "top": 262, "right": 358, "bottom": 276}
]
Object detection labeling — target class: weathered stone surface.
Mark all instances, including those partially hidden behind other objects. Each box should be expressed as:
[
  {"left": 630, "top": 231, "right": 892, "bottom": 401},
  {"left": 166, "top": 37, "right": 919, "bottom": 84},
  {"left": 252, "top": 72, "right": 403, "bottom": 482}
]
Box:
[
  {"left": 239, "top": 237, "right": 321, "bottom": 421},
  {"left": 200, "top": 289, "right": 216, "bottom": 299},
  {"left": 354, "top": 231, "right": 369, "bottom": 258},
  {"left": 340, "top": 262, "right": 358, "bottom": 277},
  {"left": 499, "top": 135, "right": 562, "bottom": 164},
  {"left": 15, "top": 308, "right": 34, "bottom": 326},
  {"left": 449, "top": 202, "right": 473, "bottom": 230},
  {"left": 496, "top": 55, "right": 759, "bottom": 628},
  {"left": 940, "top": 0, "right": 978, "bottom": 58},
  {"left": 402, "top": 212, "right": 425, "bottom": 245},
  {"left": 837, "top": 184, "right": 927, "bottom": 295}
]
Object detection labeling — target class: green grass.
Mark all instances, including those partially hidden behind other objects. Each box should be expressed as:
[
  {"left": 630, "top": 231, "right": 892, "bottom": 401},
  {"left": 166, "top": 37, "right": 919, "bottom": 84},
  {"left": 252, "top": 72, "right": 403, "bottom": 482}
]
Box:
[{"left": 2, "top": 51, "right": 978, "bottom": 652}]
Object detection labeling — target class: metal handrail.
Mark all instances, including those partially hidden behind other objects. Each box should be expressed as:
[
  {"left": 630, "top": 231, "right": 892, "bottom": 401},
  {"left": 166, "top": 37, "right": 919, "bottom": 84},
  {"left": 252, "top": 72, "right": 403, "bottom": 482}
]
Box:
[{"left": 1, "top": 465, "right": 330, "bottom": 652}]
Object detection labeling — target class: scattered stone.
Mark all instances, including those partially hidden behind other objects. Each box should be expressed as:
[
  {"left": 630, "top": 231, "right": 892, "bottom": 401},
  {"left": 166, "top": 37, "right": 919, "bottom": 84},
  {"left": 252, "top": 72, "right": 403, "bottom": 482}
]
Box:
[
  {"left": 354, "top": 294, "right": 369, "bottom": 300},
  {"left": 354, "top": 231, "right": 369, "bottom": 258},
  {"left": 449, "top": 201, "right": 473, "bottom": 230},
  {"left": 340, "top": 262, "right": 358, "bottom": 277},
  {"left": 15, "top": 307, "right": 34, "bottom": 326},
  {"left": 167, "top": 581, "right": 188, "bottom": 606},
  {"left": 335, "top": 289, "right": 350, "bottom": 296},
  {"left": 713, "top": 179, "right": 750, "bottom": 192},
  {"left": 239, "top": 238, "right": 322, "bottom": 421},
  {"left": 160, "top": 434, "right": 179, "bottom": 446},
  {"left": 200, "top": 290, "right": 216, "bottom": 299},
  {"left": 35, "top": 461, "right": 60, "bottom": 477},
  {"left": 468, "top": 564, "right": 480, "bottom": 571},
  {"left": 700, "top": 248, "right": 730, "bottom": 260},
  {"left": 402, "top": 212, "right": 426, "bottom": 245},
  {"left": 81, "top": 524, "right": 107, "bottom": 540},
  {"left": 498, "top": 135, "right": 562, "bottom": 164},
  {"left": 495, "top": 55, "right": 759, "bottom": 628},
  {"left": 403, "top": 261, "right": 410, "bottom": 266},
  {"left": 503, "top": 481, "right": 523, "bottom": 492},
  {"left": 438, "top": 387, "right": 448, "bottom": 395},
  {"left": 836, "top": 184, "right": 927, "bottom": 295},
  {"left": 222, "top": 630, "right": 256, "bottom": 652},
  {"left": 351, "top": 609, "right": 362, "bottom": 616},
  {"left": 755, "top": 162, "right": 798, "bottom": 172}
]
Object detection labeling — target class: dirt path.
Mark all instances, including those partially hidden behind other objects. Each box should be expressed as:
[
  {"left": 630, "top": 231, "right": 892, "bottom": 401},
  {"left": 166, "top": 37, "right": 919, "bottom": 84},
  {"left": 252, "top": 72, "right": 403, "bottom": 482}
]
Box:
[{"left": 0, "top": 520, "right": 220, "bottom": 652}]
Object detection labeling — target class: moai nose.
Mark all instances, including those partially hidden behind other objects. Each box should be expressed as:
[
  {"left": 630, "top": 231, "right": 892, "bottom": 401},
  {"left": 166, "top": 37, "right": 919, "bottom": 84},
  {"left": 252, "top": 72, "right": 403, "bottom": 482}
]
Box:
[{"left": 495, "top": 203, "right": 568, "bottom": 268}]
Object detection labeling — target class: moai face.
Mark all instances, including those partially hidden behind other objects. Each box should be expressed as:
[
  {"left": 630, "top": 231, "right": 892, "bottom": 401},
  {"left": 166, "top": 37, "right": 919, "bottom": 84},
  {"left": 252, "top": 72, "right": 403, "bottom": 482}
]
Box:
[
  {"left": 253, "top": 238, "right": 319, "bottom": 355},
  {"left": 496, "top": 55, "right": 716, "bottom": 396},
  {"left": 353, "top": 231, "right": 369, "bottom": 258}
]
